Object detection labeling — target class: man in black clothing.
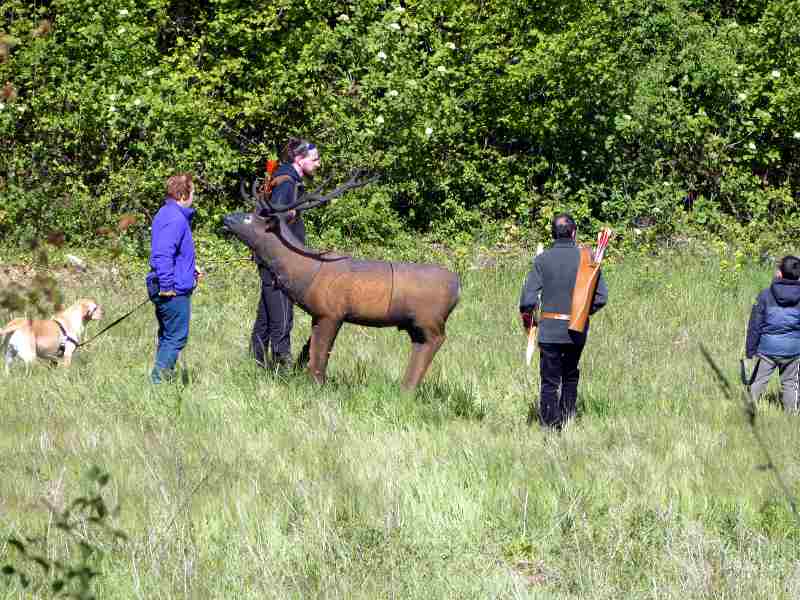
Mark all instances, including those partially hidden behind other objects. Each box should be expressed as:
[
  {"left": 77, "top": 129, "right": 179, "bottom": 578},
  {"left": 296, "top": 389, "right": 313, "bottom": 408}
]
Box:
[
  {"left": 519, "top": 213, "right": 608, "bottom": 429},
  {"left": 250, "top": 138, "right": 321, "bottom": 368}
]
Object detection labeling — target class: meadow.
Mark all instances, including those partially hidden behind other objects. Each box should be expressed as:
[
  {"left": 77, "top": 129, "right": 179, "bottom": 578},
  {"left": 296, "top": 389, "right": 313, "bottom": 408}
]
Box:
[{"left": 1, "top": 243, "right": 799, "bottom": 599}]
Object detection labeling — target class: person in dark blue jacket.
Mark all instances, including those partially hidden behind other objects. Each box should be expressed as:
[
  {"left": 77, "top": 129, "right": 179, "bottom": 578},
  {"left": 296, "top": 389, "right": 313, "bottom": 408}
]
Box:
[
  {"left": 146, "top": 173, "right": 199, "bottom": 383},
  {"left": 745, "top": 255, "right": 800, "bottom": 411},
  {"left": 250, "top": 138, "right": 321, "bottom": 369}
]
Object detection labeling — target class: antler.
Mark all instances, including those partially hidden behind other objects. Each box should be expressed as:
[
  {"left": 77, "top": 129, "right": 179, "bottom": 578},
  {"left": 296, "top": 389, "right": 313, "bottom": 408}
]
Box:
[
  {"left": 240, "top": 177, "right": 273, "bottom": 213},
  {"left": 265, "top": 170, "right": 379, "bottom": 214}
]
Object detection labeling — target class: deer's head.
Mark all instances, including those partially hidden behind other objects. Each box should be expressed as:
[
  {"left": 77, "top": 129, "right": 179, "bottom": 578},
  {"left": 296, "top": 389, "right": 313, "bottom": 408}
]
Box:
[{"left": 222, "top": 211, "right": 278, "bottom": 253}]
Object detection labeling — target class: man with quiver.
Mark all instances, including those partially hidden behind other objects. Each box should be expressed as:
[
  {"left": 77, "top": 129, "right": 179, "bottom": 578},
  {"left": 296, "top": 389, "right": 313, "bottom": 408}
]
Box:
[{"left": 519, "top": 213, "right": 609, "bottom": 430}]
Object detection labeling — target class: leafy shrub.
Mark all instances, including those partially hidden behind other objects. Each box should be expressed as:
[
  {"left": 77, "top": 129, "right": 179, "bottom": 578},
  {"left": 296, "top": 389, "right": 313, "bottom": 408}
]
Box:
[{"left": 1, "top": 0, "right": 798, "bottom": 247}]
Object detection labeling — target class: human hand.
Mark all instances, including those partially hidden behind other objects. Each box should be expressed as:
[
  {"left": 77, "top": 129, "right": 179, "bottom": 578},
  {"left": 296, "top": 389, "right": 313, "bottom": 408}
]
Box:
[
  {"left": 195, "top": 270, "right": 205, "bottom": 283},
  {"left": 159, "top": 290, "right": 177, "bottom": 297},
  {"left": 287, "top": 209, "right": 297, "bottom": 223},
  {"left": 520, "top": 311, "right": 536, "bottom": 332}
]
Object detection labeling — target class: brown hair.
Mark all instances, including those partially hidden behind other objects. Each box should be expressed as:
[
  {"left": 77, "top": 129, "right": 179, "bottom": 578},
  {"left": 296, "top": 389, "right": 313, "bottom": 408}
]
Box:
[
  {"left": 166, "top": 172, "right": 193, "bottom": 202},
  {"left": 281, "top": 138, "right": 317, "bottom": 163}
]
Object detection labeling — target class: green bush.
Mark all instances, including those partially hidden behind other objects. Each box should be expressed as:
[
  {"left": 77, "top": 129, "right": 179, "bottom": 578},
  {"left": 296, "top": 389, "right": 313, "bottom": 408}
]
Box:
[{"left": 1, "top": 0, "right": 798, "bottom": 247}]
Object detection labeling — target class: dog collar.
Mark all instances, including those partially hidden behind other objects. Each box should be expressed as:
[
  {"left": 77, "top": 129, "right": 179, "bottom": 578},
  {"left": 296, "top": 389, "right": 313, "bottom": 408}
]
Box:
[{"left": 53, "top": 319, "right": 80, "bottom": 356}]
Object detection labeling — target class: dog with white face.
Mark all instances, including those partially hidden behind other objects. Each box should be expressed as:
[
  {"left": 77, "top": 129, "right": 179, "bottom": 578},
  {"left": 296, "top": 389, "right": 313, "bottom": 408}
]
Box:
[{"left": 2, "top": 298, "right": 103, "bottom": 373}]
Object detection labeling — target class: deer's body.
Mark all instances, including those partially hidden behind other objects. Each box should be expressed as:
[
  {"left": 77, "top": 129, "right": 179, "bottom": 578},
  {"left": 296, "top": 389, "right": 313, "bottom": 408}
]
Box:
[{"left": 225, "top": 211, "right": 459, "bottom": 389}]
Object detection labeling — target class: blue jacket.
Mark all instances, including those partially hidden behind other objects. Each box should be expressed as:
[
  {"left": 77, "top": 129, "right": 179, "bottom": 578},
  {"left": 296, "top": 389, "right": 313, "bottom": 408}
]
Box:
[
  {"left": 146, "top": 198, "right": 197, "bottom": 296},
  {"left": 746, "top": 279, "right": 800, "bottom": 358},
  {"left": 270, "top": 163, "right": 306, "bottom": 243}
]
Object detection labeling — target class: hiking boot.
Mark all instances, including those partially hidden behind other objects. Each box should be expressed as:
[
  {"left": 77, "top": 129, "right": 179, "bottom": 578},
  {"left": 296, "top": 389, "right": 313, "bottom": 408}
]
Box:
[{"left": 273, "top": 353, "right": 292, "bottom": 372}]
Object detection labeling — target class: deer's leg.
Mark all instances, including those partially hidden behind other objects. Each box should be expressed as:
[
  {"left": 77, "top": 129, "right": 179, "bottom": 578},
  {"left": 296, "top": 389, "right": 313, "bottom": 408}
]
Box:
[
  {"left": 401, "top": 324, "right": 445, "bottom": 391},
  {"left": 61, "top": 342, "right": 76, "bottom": 368},
  {"left": 307, "top": 317, "right": 342, "bottom": 385}
]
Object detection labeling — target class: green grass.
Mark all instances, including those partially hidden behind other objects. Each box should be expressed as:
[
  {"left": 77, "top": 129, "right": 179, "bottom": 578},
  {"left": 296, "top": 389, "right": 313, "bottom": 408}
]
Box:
[{"left": 1, "top": 246, "right": 800, "bottom": 598}]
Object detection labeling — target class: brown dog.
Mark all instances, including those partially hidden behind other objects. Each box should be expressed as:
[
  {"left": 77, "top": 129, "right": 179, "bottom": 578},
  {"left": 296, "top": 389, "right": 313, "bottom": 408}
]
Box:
[{"left": 2, "top": 298, "right": 103, "bottom": 373}]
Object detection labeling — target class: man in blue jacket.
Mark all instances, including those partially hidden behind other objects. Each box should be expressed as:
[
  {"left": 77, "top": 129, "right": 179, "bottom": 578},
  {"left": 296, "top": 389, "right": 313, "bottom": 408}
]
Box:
[
  {"left": 146, "top": 173, "right": 198, "bottom": 383},
  {"left": 250, "top": 138, "right": 321, "bottom": 369},
  {"left": 745, "top": 255, "right": 800, "bottom": 412}
]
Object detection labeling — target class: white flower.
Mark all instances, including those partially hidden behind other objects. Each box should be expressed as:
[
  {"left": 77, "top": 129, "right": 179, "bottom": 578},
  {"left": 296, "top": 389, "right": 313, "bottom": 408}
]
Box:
[
  {"left": 436, "top": 65, "right": 447, "bottom": 73},
  {"left": 117, "top": 26, "right": 126, "bottom": 34},
  {"left": 622, "top": 113, "right": 632, "bottom": 120},
  {"left": 793, "top": 131, "right": 800, "bottom": 140},
  {"left": 0, "top": 102, "right": 4, "bottom": 110},
  {"left": 668, "top": 86, "right": 677, "bottom": 93},
  {"left": 395, "top": 6, "right": 405, "bottom": 13},
  {"left": 336, "top": 13, "right": 350, "bottom": 22},
  {"left": 133, "top": 98, "right": 142, "bottom": 106},
  {"left": 375, "top": 115, "right": 385, "bottom": 124},
  {"left": 109, "top": 106, "right": 116, "bottom": 112},
  {"left": 445, "top": 42, "right": 456, "bottom": 50},
  {"left": 118, "top": 9, "right": 129, "bottom": 16},
  {"left": 376, "top": 51, "right": 387, "bottom": 61},
  {"left": 737, "top": 92, "right": 747, "bottom": 101},
  {"left": 388, "top": 22, "right": 401, "bottom": 31},
  {"left": 425, "top": 127, "right": 433, "bottom": 136},
  {"left": 388, "top": 89, "right": 399, "bottom": 97},
  {"left": 145, "top": 69, "right": 155, "bottom": 76},
  {"left": 747, "top": 141, "right": 756, "bottom": 150},
  {"left": 771, "top": 69, "right": 781, "bottom": 78},
  {"left": 16, "top": 105, "right": 25, "bottom": 112}
]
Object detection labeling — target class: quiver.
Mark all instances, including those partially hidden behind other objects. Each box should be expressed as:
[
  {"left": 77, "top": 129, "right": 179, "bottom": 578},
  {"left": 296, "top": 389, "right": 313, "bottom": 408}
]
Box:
[{"left": 568, "top": 246, "right": 601, "bottom": 333}]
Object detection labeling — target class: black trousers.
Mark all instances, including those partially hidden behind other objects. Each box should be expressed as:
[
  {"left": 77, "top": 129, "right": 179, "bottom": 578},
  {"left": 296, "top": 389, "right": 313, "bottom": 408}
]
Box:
[
  {"left": 538, "top": 342, "right": 585, "bottom": 429},
  {"left": 250, "top": 266, "right": 294, "bottom": 365}
]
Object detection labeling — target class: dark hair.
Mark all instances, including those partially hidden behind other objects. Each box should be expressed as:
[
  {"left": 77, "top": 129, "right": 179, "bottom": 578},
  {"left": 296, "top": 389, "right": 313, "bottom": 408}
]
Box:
[
  {"left": 779, "top": 255, "right": 800, "bottom": 280},
  {"left": 281, "top": 137, "right": 317, "bottom": 163},
  {"left": 166, "top": 172, "right": 193, "bottom": 202},
  {"left": 551, "top": 213, "right": 577, "bottom": 240}
]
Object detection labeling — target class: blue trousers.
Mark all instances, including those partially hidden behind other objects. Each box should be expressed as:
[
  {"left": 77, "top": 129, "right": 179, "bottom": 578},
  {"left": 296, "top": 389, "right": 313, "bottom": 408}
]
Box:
[{"left": 150, "top": 293, "right": 191, "bottom": 383}]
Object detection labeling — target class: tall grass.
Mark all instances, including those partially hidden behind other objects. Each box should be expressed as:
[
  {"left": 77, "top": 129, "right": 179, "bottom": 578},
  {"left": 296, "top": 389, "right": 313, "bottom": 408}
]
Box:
[{"left": 1, "top": 247, "right": 799, "bottom": 598}]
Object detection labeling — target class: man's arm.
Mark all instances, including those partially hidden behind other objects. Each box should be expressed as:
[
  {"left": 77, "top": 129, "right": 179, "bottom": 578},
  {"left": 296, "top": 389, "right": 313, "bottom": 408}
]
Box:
[
  {"left": 150, "top": 217, "right": 182, "bottom": 294},
  {"left": 519, "top": 258, "right": 543, "bottom": 329},
  {"left": 745, "top": 294, "right": 765, "bottom": 359},
  {"left": 590, "top": 270, "right": 608, "bottom": 314}
]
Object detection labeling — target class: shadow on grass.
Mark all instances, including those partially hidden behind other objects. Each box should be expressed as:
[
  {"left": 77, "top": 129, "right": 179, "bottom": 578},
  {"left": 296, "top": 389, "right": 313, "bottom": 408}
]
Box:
[
  {"left": 310, "top": 358, "right": 487, "bottom": 425},
  {"left": 760, "top": 389, "right": 784, "bottom": 410},
  {"left": 416, "top": 376, "right": 486, "bottom": 422}
]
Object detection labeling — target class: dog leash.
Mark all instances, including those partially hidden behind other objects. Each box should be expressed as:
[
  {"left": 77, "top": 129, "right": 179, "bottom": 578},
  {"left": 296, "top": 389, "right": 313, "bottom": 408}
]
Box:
[
  {"left": 76, "top": 297, "right": 151, "bottom": 348},
  {"left": 74, "top": 258, "right": 253, "bottom": 349}
]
